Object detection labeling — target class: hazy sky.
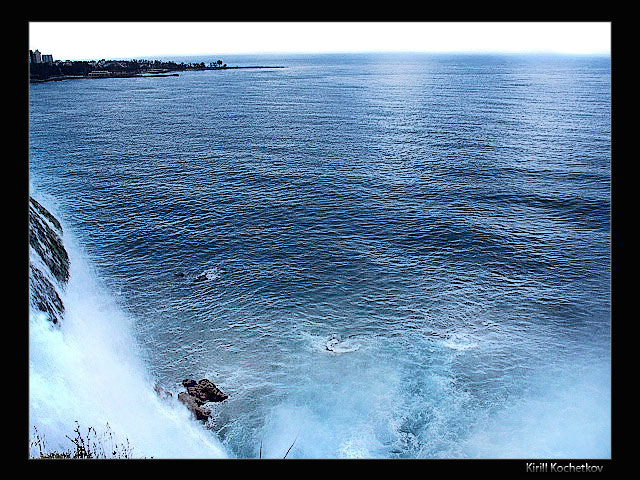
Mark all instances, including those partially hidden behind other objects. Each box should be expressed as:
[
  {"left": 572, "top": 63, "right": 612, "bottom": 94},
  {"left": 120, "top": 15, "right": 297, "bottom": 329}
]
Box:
[{"left": 29, "top": 22, "right": 611, "bottom": 60}]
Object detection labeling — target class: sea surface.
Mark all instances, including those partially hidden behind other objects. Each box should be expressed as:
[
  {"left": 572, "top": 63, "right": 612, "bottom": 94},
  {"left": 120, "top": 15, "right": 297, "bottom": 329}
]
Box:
[{"left": 29, "top": 53, "right": 611, "bottom": 458}]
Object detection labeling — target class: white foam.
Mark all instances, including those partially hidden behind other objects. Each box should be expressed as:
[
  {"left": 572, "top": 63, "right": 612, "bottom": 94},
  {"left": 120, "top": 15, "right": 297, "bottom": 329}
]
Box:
[
  {"left": 325, "top": 334, "right": 362, "bottom": 353},
  {"left": 440, "top": 332, "right": 478, "bottom": 351},
  {"left": 29, "top": 223, "right": 227, "bottom": 458},
  {"left": 200, "top": 267, "right": 221, "bottom": 281},
  {"left": 258, "top": 402, "right": 385, "bottom": 458},
  {"left": 460, "top": 360, "right": 611, "bottom": 458}
]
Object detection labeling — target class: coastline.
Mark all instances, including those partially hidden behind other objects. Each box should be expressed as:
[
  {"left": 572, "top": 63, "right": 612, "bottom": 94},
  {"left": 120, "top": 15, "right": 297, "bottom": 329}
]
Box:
[
  {"left": 30, "top": 73, "right": 179, "bottom": 83},
  {"left": 29, "top": 65, "right": 286, "bottom": 83}
]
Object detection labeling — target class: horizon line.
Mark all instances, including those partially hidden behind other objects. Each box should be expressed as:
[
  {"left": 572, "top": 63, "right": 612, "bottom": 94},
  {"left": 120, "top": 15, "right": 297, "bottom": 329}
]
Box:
[{"left": 41, "top": 50, "right": 612, "bottom": 62}]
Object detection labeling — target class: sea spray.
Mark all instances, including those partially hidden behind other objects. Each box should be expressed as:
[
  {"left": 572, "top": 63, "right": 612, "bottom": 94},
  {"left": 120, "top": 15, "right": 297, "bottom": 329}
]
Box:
[
  {"left": 458, "top": 359, "right": 611, "bottom": 459},
  {"left": 28, "top": 196, "right": 228, "bottom": 458}
]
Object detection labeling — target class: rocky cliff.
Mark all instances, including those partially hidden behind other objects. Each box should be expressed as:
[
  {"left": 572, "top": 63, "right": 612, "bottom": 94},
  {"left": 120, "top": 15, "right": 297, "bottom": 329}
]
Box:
[
  {"left": 28, "top": 197, "right": 229, "bottom": 422},
  {"left": 29, "top": 197, "right": 70, "bottom": 324}
]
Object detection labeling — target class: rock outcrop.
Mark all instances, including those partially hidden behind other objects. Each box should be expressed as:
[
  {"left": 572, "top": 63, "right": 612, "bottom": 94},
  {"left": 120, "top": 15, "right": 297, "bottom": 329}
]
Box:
[
  {"left": 183, "top": 378, "right": 228, "bottom": 403},
  {"left": 178, "top": 378, "right": 228, "bottom": 420},
  {"left": 29, "top": 262, "right": 65, "bottom": 324},
  {"left": 29, "top": 197, "right": 70, "bottom": 324},
  {"left": 177, "top": 392, "right": 212, "bottom": 421}
]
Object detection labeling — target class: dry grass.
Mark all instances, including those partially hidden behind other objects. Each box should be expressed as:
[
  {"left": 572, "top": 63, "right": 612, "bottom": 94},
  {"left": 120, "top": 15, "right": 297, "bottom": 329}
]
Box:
[{"left": 30, "top": 422, "right": 137, "bottom": 459}]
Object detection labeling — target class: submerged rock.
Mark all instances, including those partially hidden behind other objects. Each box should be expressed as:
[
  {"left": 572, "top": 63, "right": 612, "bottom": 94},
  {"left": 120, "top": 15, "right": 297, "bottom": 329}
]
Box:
[
  {"left": 193, "top": 268, "right": 221, "bottom": 283},
  {"left": 178, "top": 378, "right": 228, "bottom": 421},
  {"left": 153, "top": 383, "right": 173, "bottom": 400},
  {"left": 325, "top": 334, "right": 361, "bottom": 353}
]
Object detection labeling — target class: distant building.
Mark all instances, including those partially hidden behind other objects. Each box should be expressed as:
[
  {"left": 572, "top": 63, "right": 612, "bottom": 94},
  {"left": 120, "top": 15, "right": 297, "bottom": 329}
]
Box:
[
  {"left": 32, "top": 49, "right": 42, "bottom": 63},
  {"left": 42, "top": 54, "right": 53, "bottom": 64},
  {"left": 87, "top": 70, "right": 111, "bottom": 78}
]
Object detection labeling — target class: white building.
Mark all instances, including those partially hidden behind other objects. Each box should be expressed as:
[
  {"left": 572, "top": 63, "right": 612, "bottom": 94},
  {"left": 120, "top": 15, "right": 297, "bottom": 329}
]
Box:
[
  {"left": 42, "top": 54, "right": 53, "bottom": 64},
  {"left": 87, "top": 70, "right": 111, "bottom": 78}
]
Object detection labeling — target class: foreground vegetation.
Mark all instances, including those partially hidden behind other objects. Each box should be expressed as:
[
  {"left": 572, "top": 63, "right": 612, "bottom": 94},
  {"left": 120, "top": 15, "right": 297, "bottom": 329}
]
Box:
[{"left": 30, "top": 422, "right": 137, "bottom": 459}]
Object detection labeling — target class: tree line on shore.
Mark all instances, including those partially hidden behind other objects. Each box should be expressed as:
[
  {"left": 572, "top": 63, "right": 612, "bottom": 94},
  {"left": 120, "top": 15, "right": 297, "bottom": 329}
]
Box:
[{"left": 29, "top": 58, "right": 228, "bottom": 81}]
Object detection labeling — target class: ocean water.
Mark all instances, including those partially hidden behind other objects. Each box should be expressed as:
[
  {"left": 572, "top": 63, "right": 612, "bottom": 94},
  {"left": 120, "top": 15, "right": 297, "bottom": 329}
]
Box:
[{"left": 29, "top": 53, "right": 611, "bottom": 458}]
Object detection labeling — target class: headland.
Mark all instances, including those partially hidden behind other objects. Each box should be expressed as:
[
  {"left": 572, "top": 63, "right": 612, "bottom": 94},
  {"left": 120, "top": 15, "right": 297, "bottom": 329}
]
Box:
[{"left": 29, "top": 55, "right": 285, "bottom": 83}]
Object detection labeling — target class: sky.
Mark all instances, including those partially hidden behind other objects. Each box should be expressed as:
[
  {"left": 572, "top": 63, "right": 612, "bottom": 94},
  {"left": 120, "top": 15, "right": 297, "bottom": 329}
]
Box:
[{"left": 29, "top": 22, "right": 611, "bottom": 61}]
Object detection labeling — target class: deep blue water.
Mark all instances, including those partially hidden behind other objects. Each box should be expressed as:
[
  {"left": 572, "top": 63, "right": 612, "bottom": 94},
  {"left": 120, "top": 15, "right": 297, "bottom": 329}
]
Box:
[{"left": 29, "top": 53, "right": 610, "bottom": 458}]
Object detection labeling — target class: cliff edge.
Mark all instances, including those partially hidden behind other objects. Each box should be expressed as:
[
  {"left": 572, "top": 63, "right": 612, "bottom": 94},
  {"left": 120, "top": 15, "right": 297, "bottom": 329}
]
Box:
[{"left": 29, "top": 196, "right": 70, "bottom": 324}]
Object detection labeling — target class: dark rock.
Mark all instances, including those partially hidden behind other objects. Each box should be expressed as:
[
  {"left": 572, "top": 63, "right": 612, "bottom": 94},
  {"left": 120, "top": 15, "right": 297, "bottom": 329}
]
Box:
[
  {"left": 30, "top": 197, "right": 63, "bottom": 233},
  {"left": 182, "top": 378, "right": 198, "bottom": 388},
  {"left": 178, "top": 378, "right": 228, "bottom": 420},
  {"left": 174, "top": 272, "right": 185, "bottom": 277},
  {"left": 29, "top": 262, "right": 64, "bottom": 324},
  {"left": 181, "top": 378, "right": 228, "bottom": 404},
  {"left": 29, "top": 197, "right": 69, "bottom": 285},
  {"left": 29, "top": 196, "right": 70, "bottom": 325},
  {"left": 193, "top": 274, "right": 207, "bottom": 283},
  {"left": 190, "top": 378, "right": 229, "bottom": 403},
  {"left": 178, "top": 392, "right": 211, "bottom": 421}
]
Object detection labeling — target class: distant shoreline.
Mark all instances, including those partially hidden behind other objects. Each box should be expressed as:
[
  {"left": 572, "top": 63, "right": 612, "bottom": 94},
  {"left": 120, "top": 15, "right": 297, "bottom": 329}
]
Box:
[
  {"left": 29, "top": 63, "right": 286, "bottom": 83},
  {"left": 30, "top": 73, "right": 180, "bottom": 83}
]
